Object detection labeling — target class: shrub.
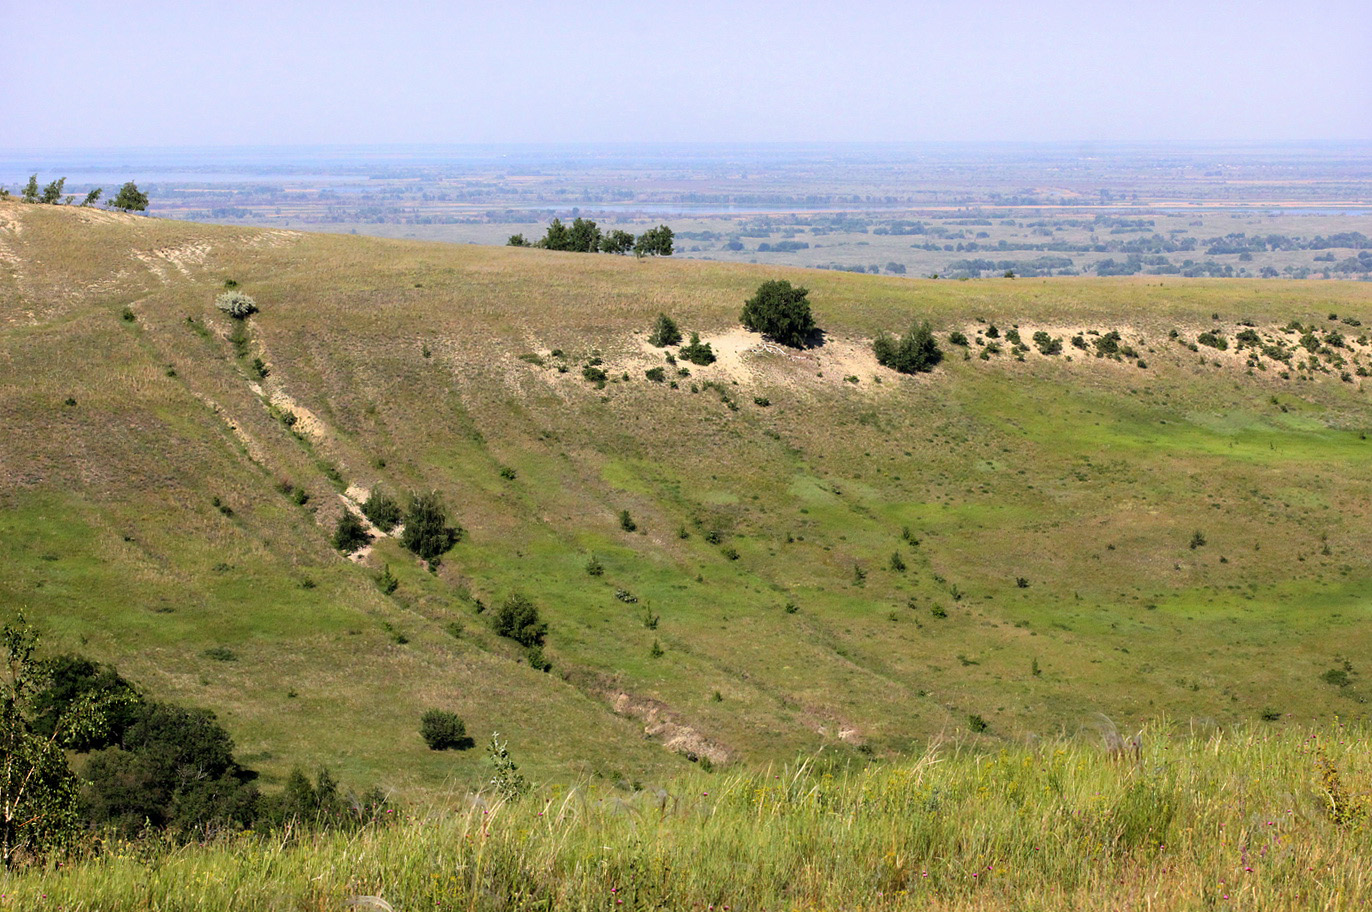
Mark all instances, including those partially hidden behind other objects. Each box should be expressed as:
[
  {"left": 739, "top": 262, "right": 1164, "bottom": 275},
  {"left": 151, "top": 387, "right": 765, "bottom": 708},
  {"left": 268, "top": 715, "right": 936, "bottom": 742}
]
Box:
[
  {"left": 967, "top": 714, "right": 989, "bottom": 733},
  {"left": 250, "top": 357, "right": 268, "bottom": 379},
  {"left": 582, "top": 365, "right": 608, "bottom": 385},
  {"left": 889, "top": 551, "right": 906, "bottom": 572},
  {"left": 1197, "top": 331, "right": 1228, "bottom": 350},
  {"left": 525, "top": 645, "right": 552, "bottom": 672},
  {"left": 361, "top": 489, "right": 401, "bottom": 533},
  {"left": 585, "top": 555, "right": 604, "bottom": 576},
  {"left": 492, "top": 594, "right": 547, "bottom": 647},
  {"left": 679, "top": 333, "right": 716, "bottom": 366},
  {"left": 648, "top": 313, "right": 683, "bottom": 347},
  {"left": 419, "top": 710, "right": 471, "bottom": 750},
  {"left": 376, "top": 564, "right": 398, "bottom": 594},
  {"left": 645, "top": 367, "right": 666, "bottom": 383},
  {"left": 215, "top": 291, "right": 258, "bottom": 319},
  {"left": 1033, "top": 331, "right": 1063, "bottom": 355},
  {"left": 401, "top": 492, "right": 462, "bottom": 561},
  {"left": 948, "top": 330, "right": 969, "bottom": 346},
  {"left": 649, "top": 640, "right": 665, "bottom": 658},
  {"left": 1189, "top": 530, "right": 1207, "bottom": 550},
  {"left": 619, "top": 510, "right": 637, "bottom": 532},
  {"left": 740, "top": 279, "right": 816, "bottom": 348},
  {"left": 332, "top": 511, "right": 372, "bottom": 553},
  {"left": 1322, "top": 668, "right": 1351, "bottom": 688},
  {"left": 873, "top": 322, "right": 943, "bottom": 374}
]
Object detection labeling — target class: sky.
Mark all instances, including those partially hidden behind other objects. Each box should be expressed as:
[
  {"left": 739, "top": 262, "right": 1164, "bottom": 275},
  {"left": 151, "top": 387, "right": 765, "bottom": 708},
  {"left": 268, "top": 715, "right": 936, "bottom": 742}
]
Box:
[{"left": 3, "top": 0, "right": 1370, "bottom": 149}]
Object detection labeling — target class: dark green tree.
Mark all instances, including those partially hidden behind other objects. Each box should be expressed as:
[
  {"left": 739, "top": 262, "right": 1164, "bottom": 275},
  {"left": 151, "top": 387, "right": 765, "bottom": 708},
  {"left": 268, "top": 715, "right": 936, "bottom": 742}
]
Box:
[
  {"left": 873, "top": 321, "right": 943, "bottom": 374},
  {"left": 20, "top": 175, "right": 39, "bottom": 203},
  {"left": 566, "top": 217, "right": 601, "bottom": 253},
  {"left": 80, "top": 188, "right": 103, "bottom": 207},
  {"left": 401, "top": 491, "right": 462, "bottom": 561},
  {"left": 109, "top": 181, "right": 149, "bottom": 212},
  {"left": 491, "top": 594, "right": 547, "bottom": 647},
  {"left": 506, "top": 234, "right": 530, "bottom": 247},
  {"left": 1, "top": 617, "right": 82, "bottom": 867},
  {"left": 539, "top": 218, "right": 570, "bottom": 251},
  {"left": 740, "top": 279, "right": 816, "bottom": 348},
  {"left": 40, "top": 178, "right": 67, "bottom": 205},
  {"left": 648, "top": 313, "right": 682, "bottom": 347},
  {"left": 332, "top": 511, "right": 372, "bottom": 553},
  {"left": 419, "top": 709, "right": 472, "bottom": 750},
  {"left": 360, "top": 489, "right": 401, "bottom": 533}
]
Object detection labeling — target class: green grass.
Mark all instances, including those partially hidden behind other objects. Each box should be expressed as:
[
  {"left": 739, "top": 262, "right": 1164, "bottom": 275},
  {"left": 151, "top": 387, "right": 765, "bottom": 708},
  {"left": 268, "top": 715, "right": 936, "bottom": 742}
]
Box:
[
  {"left": 3, "top": 199, "right": 1372, "bottom": 794},
  {"left": 4, "top": 723, "right": 1369, "bottom": 910}
]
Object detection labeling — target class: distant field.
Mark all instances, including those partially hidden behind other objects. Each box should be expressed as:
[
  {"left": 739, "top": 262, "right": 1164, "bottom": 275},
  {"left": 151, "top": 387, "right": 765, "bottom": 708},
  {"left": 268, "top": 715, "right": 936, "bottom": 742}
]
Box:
[{"left": 2, "top": 199, "right": 1372, "bottom": 799}]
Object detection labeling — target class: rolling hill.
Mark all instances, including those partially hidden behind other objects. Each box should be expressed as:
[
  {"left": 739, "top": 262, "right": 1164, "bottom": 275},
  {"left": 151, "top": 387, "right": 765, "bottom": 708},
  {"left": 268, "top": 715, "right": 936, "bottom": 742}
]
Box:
[{"left": 3, "top": 198, "right": 1371, "bottom": 796}]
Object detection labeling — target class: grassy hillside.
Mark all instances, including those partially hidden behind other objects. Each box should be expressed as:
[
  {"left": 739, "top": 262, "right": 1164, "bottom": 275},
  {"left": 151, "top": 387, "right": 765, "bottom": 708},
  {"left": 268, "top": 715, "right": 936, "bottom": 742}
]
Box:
[
  {"left": 3, "top": 199, "right": 1372, "bottom": 795},
  {"left": 4, "top": 723, "right": 1370, "bottom": 911}
]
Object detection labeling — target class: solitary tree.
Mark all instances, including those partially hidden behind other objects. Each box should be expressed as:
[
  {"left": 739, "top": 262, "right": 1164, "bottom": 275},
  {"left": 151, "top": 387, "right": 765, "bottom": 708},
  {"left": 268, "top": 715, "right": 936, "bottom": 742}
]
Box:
[
  {"left": 20, "top": 175, "right": 39, "bottom": 203},
  {"left": 109, "top": 181, "right": 149, "bottom": 212},
  {"left": 491, "top": 594, "right": 547, "bottom": 647},
  {"left": 740, "top": 279, "right": 816, "bottom": 348},
  {"left": 80, "top": 188, "right": 103, "bottom": 207}
]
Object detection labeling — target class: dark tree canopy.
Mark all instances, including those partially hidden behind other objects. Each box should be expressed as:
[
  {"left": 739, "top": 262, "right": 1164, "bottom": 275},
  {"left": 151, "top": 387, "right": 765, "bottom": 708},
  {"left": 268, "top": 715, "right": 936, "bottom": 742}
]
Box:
[
  {"left": 401, "top": 491, "right": 462, "bottom": 561},
  {"left": 110, "top": 181, "right": 149, "bottom": 212},
  {"left": 873, "top": 321, "right": 943, "bottom": 374},
  {"left": 740, "top": 280, "right": 817, "bottom": 348},
  {"left": 492, "top": 594, "right": 547, "bottom": 648}
]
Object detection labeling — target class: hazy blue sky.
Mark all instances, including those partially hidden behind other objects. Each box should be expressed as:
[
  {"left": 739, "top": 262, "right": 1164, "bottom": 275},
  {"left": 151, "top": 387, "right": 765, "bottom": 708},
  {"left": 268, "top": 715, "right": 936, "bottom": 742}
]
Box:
[{"left": 4, "top": 0, "right": 1369, "bottom": 149}]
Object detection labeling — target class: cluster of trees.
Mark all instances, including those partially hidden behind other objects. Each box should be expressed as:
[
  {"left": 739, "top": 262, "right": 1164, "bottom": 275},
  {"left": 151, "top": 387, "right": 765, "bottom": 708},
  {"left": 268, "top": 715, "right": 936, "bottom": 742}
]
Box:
[
  {"left": 508, "top": 219, "right": 673, "bottom": 257},
  {"left": 6, "top": 175, "right": 148, "bottom": 212},
  {"left": 339, "top": 490, "right": 463, "bottom": 568},
  {"left": 2, "top": 619, "right": 385, "bottom": 865}
]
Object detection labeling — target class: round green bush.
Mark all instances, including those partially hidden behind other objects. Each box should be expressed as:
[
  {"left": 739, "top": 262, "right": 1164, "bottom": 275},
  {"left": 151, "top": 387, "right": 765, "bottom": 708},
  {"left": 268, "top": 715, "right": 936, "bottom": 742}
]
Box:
[{"left": 420, "top": 709, "right": 470, "bottom": 750}]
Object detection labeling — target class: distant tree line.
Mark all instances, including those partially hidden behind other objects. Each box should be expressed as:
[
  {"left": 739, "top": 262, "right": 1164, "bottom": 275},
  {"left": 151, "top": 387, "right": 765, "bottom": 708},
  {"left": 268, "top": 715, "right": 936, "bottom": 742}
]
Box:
[
  {"left": 508, "top": 219, "right": 673, "bottom": 257},
  {"left": 2, "top": 174, "right": 148, "bottom": 212}
]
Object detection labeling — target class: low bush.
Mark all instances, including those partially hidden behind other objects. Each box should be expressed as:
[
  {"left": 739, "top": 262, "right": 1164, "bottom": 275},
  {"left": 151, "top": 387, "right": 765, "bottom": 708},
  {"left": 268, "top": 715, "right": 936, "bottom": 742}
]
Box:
[
  {"left": 361, "top": 489, "right": 402, "bottom": 533},
  {"left": 679, "top": 333, "right": 716, "bottom": 366},
  {"left": 873, "top": 322, "right": 942, "bottom": 374},
  {"left": 215, "top": 291, "right": 258, "bottom": 319},
  {"left": 420, "top": 710, "right": 472, "bottom": 750}
]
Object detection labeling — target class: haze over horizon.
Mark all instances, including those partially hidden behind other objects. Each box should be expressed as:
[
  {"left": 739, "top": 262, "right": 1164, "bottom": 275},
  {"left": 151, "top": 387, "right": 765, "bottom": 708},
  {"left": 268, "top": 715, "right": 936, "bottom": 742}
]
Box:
[{"left": 4, "top": 0, "right": 1369, "bottom": 151}]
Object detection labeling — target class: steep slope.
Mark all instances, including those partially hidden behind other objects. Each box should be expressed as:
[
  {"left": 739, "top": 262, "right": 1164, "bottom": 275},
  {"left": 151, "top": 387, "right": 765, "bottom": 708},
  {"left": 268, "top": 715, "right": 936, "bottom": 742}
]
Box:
[{"left": 3, "top": 199, "right": 1371, "bottom": 794}]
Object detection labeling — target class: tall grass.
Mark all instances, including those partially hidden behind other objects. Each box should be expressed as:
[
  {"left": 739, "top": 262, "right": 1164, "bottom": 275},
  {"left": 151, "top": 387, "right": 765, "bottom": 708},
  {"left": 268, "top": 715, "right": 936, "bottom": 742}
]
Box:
[{"left": 5, "top": 723, "right": 1369, "bottom": 910}]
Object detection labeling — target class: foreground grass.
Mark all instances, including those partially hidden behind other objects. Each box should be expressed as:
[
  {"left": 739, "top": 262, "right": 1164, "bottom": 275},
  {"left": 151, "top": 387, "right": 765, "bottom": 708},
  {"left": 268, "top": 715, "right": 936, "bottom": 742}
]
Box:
[{"left": 6, "top": 724, "right": 1370, "bottom": 911}]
